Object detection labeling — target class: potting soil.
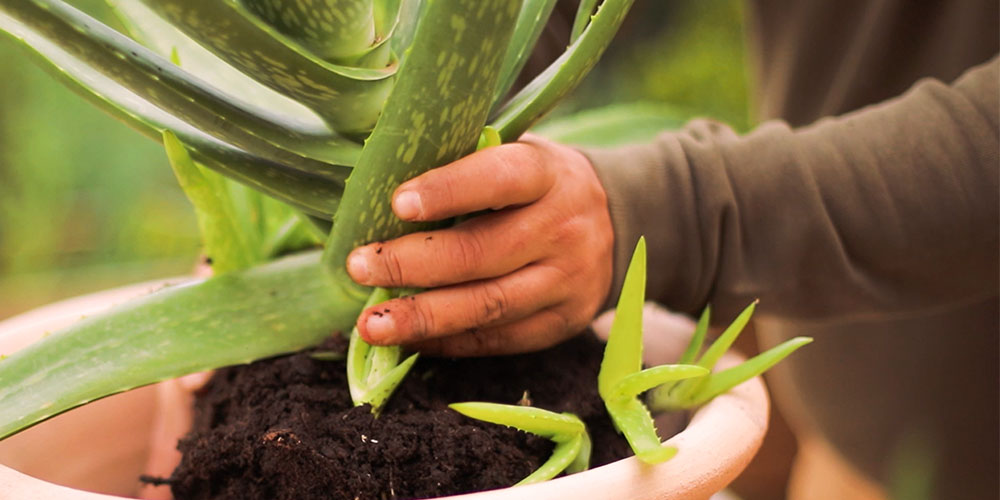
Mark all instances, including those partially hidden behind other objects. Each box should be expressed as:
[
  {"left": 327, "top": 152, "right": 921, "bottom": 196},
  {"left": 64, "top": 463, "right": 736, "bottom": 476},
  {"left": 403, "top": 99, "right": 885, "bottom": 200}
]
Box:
[{"left": 165, "top": 333, "right": 639, "bottom": 500}]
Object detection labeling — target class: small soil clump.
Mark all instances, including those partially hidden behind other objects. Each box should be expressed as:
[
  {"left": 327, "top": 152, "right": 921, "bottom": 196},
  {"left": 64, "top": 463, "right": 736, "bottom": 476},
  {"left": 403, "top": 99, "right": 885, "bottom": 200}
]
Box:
[{"left": 167, "top": 333, "right": 637, "bottom": 500}]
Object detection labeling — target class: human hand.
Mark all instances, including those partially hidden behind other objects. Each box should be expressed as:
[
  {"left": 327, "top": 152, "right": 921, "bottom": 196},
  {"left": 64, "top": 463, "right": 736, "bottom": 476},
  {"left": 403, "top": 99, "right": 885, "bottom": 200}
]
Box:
[{"left": 346, "top": 135, "right": 614, "bottom": 356}]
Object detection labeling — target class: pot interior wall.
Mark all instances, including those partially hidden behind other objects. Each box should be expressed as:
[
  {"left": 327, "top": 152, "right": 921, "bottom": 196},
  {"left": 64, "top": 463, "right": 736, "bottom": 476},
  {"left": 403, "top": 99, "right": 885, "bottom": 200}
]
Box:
[{"left": 0, "top": 385, "right": 158, "bottom": 496}]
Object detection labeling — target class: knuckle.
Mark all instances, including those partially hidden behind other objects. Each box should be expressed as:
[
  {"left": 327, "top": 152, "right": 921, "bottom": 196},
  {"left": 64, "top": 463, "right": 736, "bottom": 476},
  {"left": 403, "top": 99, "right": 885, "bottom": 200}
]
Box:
[
  {"left": 474, "top": 281, "right": 511, "bottom": 324},
  {"left": 494, "top": 144, "right": 547, "bottom": 199},
  {"left": 548, "top": 308, "right": 574, "bottom": 333},
  {"left": 432, "top": 172, "right": 462, "bottom": 215},
  {"left": 550, "top": 214, "right": 587, "bottom": 247},
  {"left": 452, "top": 230, "right": 487, "bottom": 273},
  {"left": 467, "top": 327, "right": 504, "bottom": 354},
  {"left": 408, "top": 298, "right": 437, "bottom": 341},
  {"left": 375, "top": 244, "right": 407, "bottom": 286}
]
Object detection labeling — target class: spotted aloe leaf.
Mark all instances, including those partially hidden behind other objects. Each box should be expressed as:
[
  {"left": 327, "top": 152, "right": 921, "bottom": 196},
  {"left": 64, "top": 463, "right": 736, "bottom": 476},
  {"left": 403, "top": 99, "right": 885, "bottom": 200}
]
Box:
[
  {"left": 491, "top": 0, "right": 559, "bottom": 107},
  {"left": 0, "top": 4, "right": 346, "bottom": 216},
  {"left": 136, "top": 0, "right": 397, "bottom": 133},
  {"left": 323, "top": 0, "right": 522, "bottom": 297},
  {"left": 107, "top": 1, "right": 327, "bottom": 130},
  {"left": 0, "top": 251, "right": 366, "bottom": 441},
  {"left": 240, "top": 0, "right": 381, "bottom": 64},
  {"left": 0, "top": 1, "right": 363, "bottom": 173},
  {"left": 449, "top": 402, "right": 591, "bottom": 485},
  {"left": 490, "top": 0, "right": 635, "bottom": 142}
]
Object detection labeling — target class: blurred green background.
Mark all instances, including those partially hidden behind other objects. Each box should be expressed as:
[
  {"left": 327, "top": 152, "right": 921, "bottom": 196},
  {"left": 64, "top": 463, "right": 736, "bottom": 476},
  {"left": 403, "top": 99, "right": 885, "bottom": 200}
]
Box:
[{"left": 0, "top": 0, "right": 750, "bottom": 320}]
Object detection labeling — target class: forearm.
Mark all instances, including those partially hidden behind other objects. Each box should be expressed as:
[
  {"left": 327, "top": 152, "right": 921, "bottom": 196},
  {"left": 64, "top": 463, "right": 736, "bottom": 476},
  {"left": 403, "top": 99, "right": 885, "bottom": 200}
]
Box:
[{"left": 586, "top": 57, "right": 999, "bottom": 322}]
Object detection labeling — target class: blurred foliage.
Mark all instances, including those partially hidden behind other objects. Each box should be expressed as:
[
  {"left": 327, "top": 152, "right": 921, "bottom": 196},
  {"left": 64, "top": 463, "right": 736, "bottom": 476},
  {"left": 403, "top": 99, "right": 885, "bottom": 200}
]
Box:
[
  {"left": 0, "top": 0, "right": 200, "bottom": 317},
  {"left": 0, "top": 0, "right": 749, "bottom": 319},
  {"left": 563, "top": 0, "right": 751, "bottom": 131}
]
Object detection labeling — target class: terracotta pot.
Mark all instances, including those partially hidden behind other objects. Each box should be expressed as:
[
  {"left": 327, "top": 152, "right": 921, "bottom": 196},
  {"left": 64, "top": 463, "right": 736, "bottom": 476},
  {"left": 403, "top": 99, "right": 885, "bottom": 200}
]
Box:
[{"left": 0, "top": 282, "right": 769, "bottom": 500}]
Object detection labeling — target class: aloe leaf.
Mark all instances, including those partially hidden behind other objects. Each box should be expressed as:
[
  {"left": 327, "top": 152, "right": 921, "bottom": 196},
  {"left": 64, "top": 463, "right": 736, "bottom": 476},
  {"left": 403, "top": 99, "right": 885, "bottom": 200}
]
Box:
[
  {"left": 491, "top": 0, "right": 559, "bottom": 106},
  {"left": 565, "top": 430, "right": 592, "bottom": 475},
  {"left": 477, "top": 125, "right": 502, "bottom": 150},
  {"left": 164, "top": 131, "right": 260, "bottom": 273},
  {"left": 678, "top": 306, "right": 711, "bottom": 364},
  {"left": 570, "top": 0, "right": 599, "bottom": 44},
  {"left": 345, "top": 287, "right": 418, "bottom": 413},
  {"left": 611, "top": 364, "right": 708, "bottom": 401},
  {"left": 0, "top": 0, "right": 363, "bottom": 172},
  {"left": 367, "top": 344, "right": 402, "bottom": 383},
  {"left": 374, "top": 0, "right": 402, "bottom": 34},
  {"left": 449, "top": 402, "right": 590, "bottom": 484},
  {"left": 491, "top": 0, "right": 635, "bottom": 142},
  {"left": 671, "top": 301, "right": 757, "bottom": 404},
  {"left": 388, "top": 0, "right": 423, "bottom": 55},
  {"left": 259, "top": 213, "right": 323, "bottom": 259},
  {"left": 598, "top": 237, "right": 646, "bottom": 398},
  {"left": 363, "top": 352, "right": 418, "bottom": 413},
  {"left": 448, "top": 403, "right": 585, "bottom": 439},
  {"left": 0, "top": 251, "right": 366, "bottom": 440},
  {"left": 597, "top": 237, "right": 677, "bottom": 465},
  {"left": 696, "top": 300, "right": 758, "bottom": 372},
  {"left": 610, "top": 397, "right": 676, "bottom": 464},
  {"left": 347, "top": 287, "right": 393, "bottom": 404},
  {"left": 346, "top": 330, "right": 373, "bottom": 405},
  {"left": 137, "top": 0, "right": 396, "bottom": 133},
  {"left": 646, "top": 307, "right": 710, "bottom": 405},
  {"left": 685, "top": 337, "right": 813, "bottom": 407},
  {"left": 520, "top": 434, "right": 584, "bottom": 485},
  {"left": 322, "top": 0, "right": 522, "bottom": 297},
  {"left": 241, "top": 0, "right": 379, "bottom": 64},
  {"left": 0, "top": 3, "right": 346, "bottom": 217},
  {"left": 107, "top": 0, "right": 327, "bottom": 131}
]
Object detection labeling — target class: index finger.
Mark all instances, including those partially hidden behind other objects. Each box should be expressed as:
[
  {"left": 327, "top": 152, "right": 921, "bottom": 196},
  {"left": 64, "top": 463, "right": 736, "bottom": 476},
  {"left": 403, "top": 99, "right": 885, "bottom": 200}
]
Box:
[{"left": 392, "top": 141, "right": 555, "bottom": 222}]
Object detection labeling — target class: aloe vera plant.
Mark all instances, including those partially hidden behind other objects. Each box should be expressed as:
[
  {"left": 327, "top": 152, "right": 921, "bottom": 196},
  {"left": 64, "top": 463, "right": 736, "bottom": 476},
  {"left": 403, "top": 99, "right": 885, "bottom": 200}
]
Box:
[
  {"left": 0, "top": 0, "right": 637, "bottom": 453},
  {"left": 598, "top": 237, "right": 812, "bottom": 463},
  {"left": 598, "top": 237, "right": 709, "bottom": 464},
  {"left": 647, "top": 302, "right": 814, "bottom": 412},
  {"left": 346, "top": 287, "right": 419, "bottom": 414}
]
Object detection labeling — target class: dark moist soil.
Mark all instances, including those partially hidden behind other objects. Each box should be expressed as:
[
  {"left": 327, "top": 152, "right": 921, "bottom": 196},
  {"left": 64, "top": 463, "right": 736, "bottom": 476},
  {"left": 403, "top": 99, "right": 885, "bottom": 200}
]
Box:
[{"left": 166, "top": 333, "right": 640, "bottom": 500}]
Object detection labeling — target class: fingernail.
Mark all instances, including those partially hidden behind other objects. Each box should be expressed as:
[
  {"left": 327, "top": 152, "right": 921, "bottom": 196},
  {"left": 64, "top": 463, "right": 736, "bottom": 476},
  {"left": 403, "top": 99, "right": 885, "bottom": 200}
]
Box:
[
  {"left": 346, "top": 250, "right": 370, "bottom": 283},
  {"left": 364, "top": 311, "right": 395, "bottom": 343},
  {"left": 394, "top": 190, "right": 422, "bottom": 220}
]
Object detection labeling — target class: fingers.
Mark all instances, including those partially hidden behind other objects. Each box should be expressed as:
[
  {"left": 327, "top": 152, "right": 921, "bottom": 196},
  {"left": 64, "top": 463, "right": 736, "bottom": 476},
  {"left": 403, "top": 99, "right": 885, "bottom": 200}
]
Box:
[
  {"left": 407, "top": 307, "right": 583, "bottom": 357},
  {"left": 392, "top": 142, "right": 555, "bottom": 221},
  {"left": 347, "top": 212, "right": 544, "bottom": 288},
  {"left": 355, "top": 263, "right": 570, "bottom": 345}
]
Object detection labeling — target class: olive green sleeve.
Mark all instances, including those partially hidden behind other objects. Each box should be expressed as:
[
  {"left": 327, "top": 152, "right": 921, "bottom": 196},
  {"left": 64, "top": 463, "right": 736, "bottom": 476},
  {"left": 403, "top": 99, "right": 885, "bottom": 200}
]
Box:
[{"left": 583, "top": 56, "right": 998, "bottom": 322}]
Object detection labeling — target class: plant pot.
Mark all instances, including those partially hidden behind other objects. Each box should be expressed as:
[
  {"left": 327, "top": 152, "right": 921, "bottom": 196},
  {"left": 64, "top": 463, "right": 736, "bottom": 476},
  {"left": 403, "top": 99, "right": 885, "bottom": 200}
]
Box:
[{"left": 0, "top": 282, "right": 769, "bottom": 500}]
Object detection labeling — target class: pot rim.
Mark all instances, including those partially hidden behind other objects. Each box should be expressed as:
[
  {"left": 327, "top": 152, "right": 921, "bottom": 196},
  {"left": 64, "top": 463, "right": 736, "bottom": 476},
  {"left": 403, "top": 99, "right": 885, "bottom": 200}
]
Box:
[{"left": 0, "top": 279, "right": 769, "bottom": 500}]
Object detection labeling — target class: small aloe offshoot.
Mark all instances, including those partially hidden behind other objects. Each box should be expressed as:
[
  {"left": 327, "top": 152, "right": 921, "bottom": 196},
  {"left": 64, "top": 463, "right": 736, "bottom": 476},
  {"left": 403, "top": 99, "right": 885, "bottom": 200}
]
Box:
[
  {"left": 346, "top": 287, "right": 419, "bottom": 414},
  {"left": 449, "top": 402, "right": 591, "bottom": 485},
  {"left": 648, "top": 303, "right": 813, "bottom": 412},
  {"left": 163, "top": 129, "right": 322, "bottom": 272},
  {"left": 598, "top": 237, "right": 709, "bottom": 464}
]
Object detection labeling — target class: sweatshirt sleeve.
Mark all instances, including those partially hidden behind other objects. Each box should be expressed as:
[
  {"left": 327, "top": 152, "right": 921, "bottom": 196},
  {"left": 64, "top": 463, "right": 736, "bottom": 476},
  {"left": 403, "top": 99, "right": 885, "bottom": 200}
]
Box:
[{"left": 582, "top": 56, "right": 998, "bottom": 323}]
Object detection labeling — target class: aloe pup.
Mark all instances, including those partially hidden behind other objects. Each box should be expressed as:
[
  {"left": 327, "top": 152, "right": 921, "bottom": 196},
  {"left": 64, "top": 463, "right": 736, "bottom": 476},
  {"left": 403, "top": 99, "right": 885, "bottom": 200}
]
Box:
[
  {"left": 598, "top": 237, "right": 812, "bottom": 463},
  {"left": 597, "top": 237, "right": 708, "bottom": 464},
  {"left": 450, "top": 402, "right": 592, "bottom": 485}
]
